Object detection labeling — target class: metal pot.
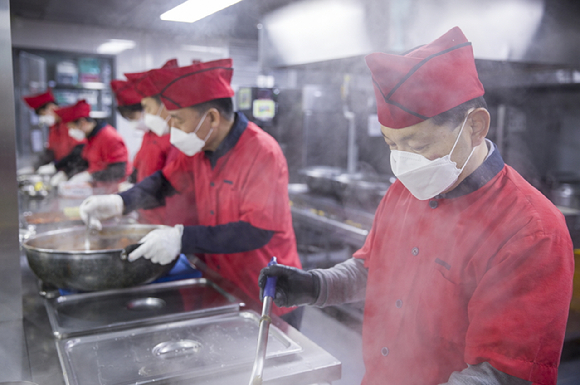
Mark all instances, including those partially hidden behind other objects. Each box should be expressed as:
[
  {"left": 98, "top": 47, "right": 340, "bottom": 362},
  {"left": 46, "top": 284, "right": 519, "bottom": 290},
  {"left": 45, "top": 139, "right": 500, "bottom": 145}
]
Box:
[
  {"left": 22, "top": 224, "right": 177, "bottom": 292},
  {"left": 550, "top": 183, "right": 580, "bottom": 209},
  {"left": 299, "top": 166, "right": 344, "bottom": 196}
]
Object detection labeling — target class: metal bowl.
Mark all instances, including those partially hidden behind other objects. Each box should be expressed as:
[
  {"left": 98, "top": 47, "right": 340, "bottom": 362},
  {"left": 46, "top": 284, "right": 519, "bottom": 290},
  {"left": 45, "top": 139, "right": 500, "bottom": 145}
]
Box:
[{"left": 22, "top": 224, "right": 178, "bottom": 292}]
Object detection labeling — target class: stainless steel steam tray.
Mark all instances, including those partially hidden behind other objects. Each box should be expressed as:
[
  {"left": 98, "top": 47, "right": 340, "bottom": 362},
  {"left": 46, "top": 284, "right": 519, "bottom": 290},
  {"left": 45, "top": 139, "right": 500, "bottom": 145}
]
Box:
[
  {"left": 56, "top": 311, "right": 302, "bottom": 385},
  {"left": 44, "top": 278, "right": 242, "bottom": 338}
]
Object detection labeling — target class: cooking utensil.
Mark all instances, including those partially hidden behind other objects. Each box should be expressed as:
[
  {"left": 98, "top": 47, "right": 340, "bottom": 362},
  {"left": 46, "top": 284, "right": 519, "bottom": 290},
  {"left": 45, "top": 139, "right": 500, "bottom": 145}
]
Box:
[
  {"left": 84, "top": 214, "right": 91, "bottom": 250},
  {"left": 21, "top": 224, "right": 177, "bottom": 292},
  {"left": 249, "top": 256, "right": 278, "bottom": 385}
]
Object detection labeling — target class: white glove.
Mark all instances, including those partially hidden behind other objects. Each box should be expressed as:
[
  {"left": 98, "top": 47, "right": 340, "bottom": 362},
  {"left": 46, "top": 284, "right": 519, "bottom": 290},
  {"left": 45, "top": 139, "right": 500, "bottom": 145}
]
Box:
[
  {"left": 38, "top": 162, "right": 57, "bottom": 175},
  {"left": 50, "top": 171, "right": 68, "bottom": 187},
  {"left": 79, "top": 194, "right": 124, "bottom": 230},
  {"left": 69, "top": 171, "right": 93, "bottom": 183},
  {"left": 129, "top": 225, "right": 183, "bottom": 265}
]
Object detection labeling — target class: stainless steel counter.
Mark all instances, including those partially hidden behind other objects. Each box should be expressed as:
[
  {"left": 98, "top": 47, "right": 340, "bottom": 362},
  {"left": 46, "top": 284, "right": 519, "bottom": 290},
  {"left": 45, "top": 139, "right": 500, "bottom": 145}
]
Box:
[{"left": 18, "top": 191, "right": 341, "bottom": 385}]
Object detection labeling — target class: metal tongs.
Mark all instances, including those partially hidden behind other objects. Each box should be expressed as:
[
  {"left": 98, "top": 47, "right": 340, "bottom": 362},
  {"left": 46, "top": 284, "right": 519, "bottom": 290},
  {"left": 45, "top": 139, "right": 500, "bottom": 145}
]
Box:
[{"left": 248, "top": 256, "right": 278, "bottom": 385}]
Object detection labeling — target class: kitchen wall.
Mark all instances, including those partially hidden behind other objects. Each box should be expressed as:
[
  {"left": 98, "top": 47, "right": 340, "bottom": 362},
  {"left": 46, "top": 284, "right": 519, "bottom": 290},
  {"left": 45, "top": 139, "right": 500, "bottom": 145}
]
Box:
[{"left": 11, "top": 17, "right": 260, "bottom": 159}]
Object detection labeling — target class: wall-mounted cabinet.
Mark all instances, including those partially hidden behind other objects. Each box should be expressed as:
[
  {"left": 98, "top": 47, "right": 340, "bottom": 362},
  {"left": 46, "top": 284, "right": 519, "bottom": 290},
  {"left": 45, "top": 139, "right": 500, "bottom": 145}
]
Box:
[{"left": 12, "top": 47, "right": 115, "bottom": 158}]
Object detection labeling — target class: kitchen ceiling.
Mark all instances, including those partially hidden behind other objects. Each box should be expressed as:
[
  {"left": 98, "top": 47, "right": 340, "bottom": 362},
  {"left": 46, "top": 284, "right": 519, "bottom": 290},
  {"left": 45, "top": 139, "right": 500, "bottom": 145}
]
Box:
[{"left": 9, "top": 0, "right": 298, "bottom": 40}]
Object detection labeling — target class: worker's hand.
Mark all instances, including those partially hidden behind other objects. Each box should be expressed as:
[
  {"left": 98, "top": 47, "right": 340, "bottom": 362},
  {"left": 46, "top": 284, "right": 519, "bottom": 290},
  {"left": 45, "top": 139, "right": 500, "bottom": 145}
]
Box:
[
  {"left": 128, "top": 225, "right": 183, "bottom": 265},
  {"left": 49, "top": 170, "right": 68, "bottom": 187},
  {"left": 69, "top": 171, "right": 93, "bottom": 183},
  {"left": 37, "top": 162, "right": 57, "bottom": 175},
  {"left": 79, "top": 194, "right": 124, "bottom": 230},
  {"left": 258, "top": 264, "right": 320, "bottom": 307}
]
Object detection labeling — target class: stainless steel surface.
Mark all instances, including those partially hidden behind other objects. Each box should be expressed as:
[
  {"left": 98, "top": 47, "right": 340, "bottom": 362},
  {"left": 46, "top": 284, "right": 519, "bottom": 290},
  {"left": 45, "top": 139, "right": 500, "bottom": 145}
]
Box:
[
  {"left": 44, "top": 278, "right": 241, "bottom": 338},
  {"left": 289, "top": 186, "right": 374, "bottom": 249},
  {"left": 56, "top": 311, "right": 303, "bottom": 385},
  {"left": 249, "top": 298, "right": 274, "bottom": 385},
  {"left": 0, "top": 0, "right": 29, "bottom": 382},
  {"left": 22, "top": 224, "right": 176, "bottom": 292},
  {"left": 0, "top": 0, "right": 22, "bottom": 325},
  {"left": 21, "top": 248, "right": 341, "bottom": 385},
  {"left": 0, "top": 382, "right": 39, "bottom": 385}
]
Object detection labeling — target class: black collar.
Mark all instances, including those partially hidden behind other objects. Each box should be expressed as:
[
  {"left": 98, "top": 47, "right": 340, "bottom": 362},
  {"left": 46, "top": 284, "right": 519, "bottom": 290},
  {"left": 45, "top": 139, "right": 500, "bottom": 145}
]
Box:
[
  {"left": 86, "top": 120, "right": 107, "bottom": 139},
  {"left": 204, "top": 112, "right": 248, "bottom": 168},
  {"left": 436, "top": 140, "right": 505, "bottom": 199}
]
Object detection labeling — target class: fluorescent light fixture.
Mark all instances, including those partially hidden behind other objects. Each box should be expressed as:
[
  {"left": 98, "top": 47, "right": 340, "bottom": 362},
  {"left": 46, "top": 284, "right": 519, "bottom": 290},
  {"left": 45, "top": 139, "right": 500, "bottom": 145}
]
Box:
[
  {"left": 97, "top": 39, "right": 136, "bottom": 54},
  {"left": 161, "top": 0, "right": 242, "bottom": 23},
  {"left": 263, "top": 0, "right": 372, "bottom": 66},
  {"left": 181, "top": 44, "right": 229, "bottom": 56}
]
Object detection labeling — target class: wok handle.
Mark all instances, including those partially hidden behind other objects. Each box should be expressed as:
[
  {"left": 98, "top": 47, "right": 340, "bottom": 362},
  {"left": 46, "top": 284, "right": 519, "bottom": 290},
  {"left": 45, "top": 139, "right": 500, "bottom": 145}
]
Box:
[{"left": 120, "top": 243, "right": 142, "bottom": 260}]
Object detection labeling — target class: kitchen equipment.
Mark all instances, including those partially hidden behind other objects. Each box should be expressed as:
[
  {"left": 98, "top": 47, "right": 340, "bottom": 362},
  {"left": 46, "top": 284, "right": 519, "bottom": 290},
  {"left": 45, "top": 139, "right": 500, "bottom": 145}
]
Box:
[
  {"left": 331, "top": 172, "right": 393, "bottom": 210},
  {"left": 249, "top": 257, "right": 278, "bottom": 385},
  {"left": 56, "top": 311, "right": 302, "bottom": 385},
  {"left": 44, "top": 278, "right": 242, "bottom": 338},
  {"left": 21, "top": 224, "right": 176, "bottom": 292},
  {"left": 551, "top": 183, "right": 580, "bottom": 209},
  {"left": 299, "top": 166, "right": 344, "bottom": 196}
]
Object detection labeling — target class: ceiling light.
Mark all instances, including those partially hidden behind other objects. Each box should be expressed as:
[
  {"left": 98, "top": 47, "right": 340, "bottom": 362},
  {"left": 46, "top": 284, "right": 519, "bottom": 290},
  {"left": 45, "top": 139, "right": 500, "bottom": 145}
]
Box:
[
  {"left": 161, "top": 0, "right": 242, "bottom": 23},
  {"left": 96, "top": 39, "right": 136, "bottom": 54}
]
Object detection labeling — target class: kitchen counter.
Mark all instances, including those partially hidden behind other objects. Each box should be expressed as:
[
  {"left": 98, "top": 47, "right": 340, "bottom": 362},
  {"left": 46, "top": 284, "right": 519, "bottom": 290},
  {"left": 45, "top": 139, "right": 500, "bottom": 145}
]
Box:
[{"left": 18, "top": 190, "right": 341, "bottom": 385}]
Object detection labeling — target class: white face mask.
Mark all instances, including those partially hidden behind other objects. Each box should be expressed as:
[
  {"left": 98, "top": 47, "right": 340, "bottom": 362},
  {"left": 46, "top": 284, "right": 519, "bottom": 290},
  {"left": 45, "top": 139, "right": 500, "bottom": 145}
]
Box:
[
  {"left": 39, "top": 114, "right": 55, "bottom": 126},
  {"left": 68, "top": 127, "right": 86, "bottom": 141},
  {"left": 128, "top": 115, "right": 148, "bottom": 132},
  {"left": 170, "top": 112, "right": 212, "bottom": 157},
  {"left": 144, "top": 105, "right": 170, "bottom": 136},
  {"left": 389, "top": 112, "right": 475, "bottom": 200}
]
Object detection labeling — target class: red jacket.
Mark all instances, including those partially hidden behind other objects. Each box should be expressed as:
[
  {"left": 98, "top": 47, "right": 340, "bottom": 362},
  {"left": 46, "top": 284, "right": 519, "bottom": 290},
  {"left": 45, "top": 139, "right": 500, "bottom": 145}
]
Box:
[
  {"left": 163, "top": 119, "right": 301, "bottom": 316},
  {"left": 132, "top": 131, "right": 173, "bottom": 224},
  {"left": 48, "top": 121, "right": 85, "bottom": 160},
  {"left": 354, "top": 151, "right": 573, "bottom": 385},
  {"left": 83, "top": 124, "right": 128, "bottom": 178}
]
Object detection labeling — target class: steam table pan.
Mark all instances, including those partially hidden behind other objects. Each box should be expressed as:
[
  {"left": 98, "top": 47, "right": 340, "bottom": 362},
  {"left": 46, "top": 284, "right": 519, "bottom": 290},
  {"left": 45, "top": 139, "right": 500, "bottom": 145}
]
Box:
[
  {"left": 44, "top": 278, "right": 242, "bottom": 338},
  {"left": 56, "top": 311, "right": 302, "bottom": 385}
]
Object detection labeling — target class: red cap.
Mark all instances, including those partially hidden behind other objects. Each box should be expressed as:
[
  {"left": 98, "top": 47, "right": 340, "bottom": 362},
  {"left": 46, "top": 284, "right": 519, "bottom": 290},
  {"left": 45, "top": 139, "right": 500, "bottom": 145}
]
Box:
[
  {"left": 55, "top": 100, "right": 91, "bottom": 123},
  {"left": 146, "top": 58, "right": 234, "bottom": 110},
  {"left": 366, "top": 27, "right": 485, "bottom": 129},
  {"left": 125, "top": 58, "right": 179, "bottom": 98},
  {"left": 23, "top": 90, "right": 56, "bottom": 110},
  {"left": 110, "top": 80, "right": 142, "bottom": 106}
]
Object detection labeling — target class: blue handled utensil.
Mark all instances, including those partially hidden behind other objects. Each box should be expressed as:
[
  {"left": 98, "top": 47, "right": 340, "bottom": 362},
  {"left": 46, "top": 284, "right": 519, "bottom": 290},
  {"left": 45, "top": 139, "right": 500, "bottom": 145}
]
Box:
[{"left": 249, "top": 256, "right": 278, "bottom": 385}]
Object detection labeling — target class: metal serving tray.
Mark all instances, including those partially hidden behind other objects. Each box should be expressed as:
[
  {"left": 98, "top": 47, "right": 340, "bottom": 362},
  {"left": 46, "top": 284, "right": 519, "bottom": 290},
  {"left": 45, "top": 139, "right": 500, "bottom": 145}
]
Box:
[
  {"left": 44, "top": 278, "right": 242, "bottom": 338},
  {"left": 57, "top": 311, "right": 302, "bottom": 385}
]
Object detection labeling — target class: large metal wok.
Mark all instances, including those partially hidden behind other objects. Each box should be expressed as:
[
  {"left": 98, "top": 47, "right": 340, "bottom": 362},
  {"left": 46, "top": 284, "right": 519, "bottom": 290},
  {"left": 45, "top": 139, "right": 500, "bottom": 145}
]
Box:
[{"left": 22, "top": 224, "right": 177, "bottom": 292}]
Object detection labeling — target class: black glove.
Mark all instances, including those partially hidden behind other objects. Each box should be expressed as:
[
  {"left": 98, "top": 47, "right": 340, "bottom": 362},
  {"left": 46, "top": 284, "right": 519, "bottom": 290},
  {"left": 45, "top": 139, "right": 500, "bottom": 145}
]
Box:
[{"left": 258, "top": 264, "right": 320, "bottom": 307}]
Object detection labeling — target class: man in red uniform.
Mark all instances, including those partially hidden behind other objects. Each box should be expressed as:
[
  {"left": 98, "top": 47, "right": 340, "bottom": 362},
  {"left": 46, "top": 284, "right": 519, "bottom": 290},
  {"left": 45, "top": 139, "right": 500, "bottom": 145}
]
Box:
[
  {"left": 23, "top": 90, "right": 86, "bottom": 182},
  {"left": 259, "top": 27, "right": 574, "bottom": 384},
  {"left": 55, "top": 100, "right": 129, "bottom": 184},
  {"left": 111, "top": 78, "right": 174, "bottom": 224},
  {"left": 78, "top": 59, "right": 304, "bottom": 328},
  {"left": 123, "top": 58, "right": 196, "bottom": 227}
]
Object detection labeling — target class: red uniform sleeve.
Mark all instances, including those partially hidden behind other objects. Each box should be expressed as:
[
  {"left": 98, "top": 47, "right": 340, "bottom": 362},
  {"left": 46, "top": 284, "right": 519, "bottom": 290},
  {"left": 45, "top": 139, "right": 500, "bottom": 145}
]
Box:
[
  {"left": 464, "top": 224, "right": 574, "bottom": 384},
  {"left": 236, "top": 142, "right": 290, "bottom": 232}
]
